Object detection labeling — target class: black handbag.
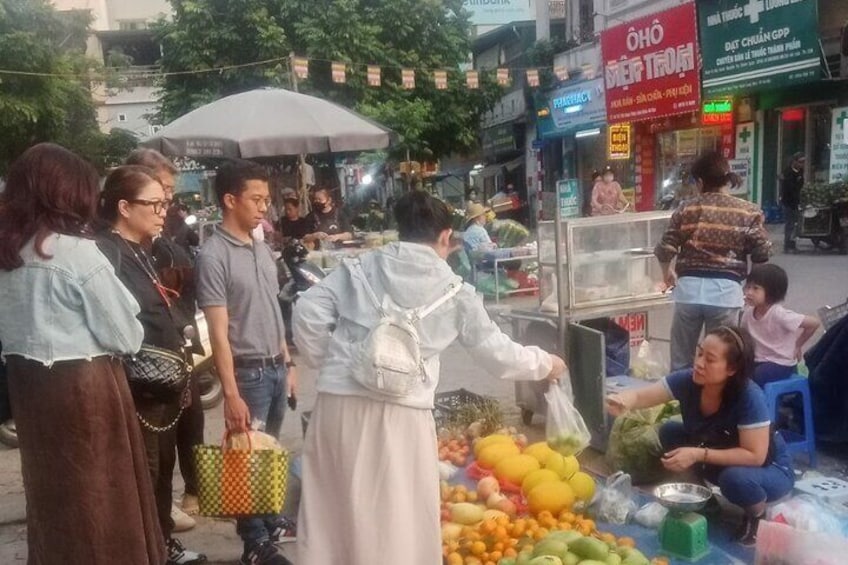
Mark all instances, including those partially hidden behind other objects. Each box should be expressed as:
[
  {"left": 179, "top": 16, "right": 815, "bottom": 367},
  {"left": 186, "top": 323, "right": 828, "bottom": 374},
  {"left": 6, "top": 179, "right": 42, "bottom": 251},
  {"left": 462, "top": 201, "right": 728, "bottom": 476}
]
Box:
[{"left": 124, "top": 344, "right": 191, "bottom": 397}]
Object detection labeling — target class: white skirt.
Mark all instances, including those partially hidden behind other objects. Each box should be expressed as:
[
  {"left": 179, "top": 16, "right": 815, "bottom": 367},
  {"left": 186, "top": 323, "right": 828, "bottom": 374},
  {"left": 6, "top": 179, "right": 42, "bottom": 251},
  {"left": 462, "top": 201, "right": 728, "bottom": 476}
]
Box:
[{"left": 297, "top": 393, "right": 441, "bottom": 565}]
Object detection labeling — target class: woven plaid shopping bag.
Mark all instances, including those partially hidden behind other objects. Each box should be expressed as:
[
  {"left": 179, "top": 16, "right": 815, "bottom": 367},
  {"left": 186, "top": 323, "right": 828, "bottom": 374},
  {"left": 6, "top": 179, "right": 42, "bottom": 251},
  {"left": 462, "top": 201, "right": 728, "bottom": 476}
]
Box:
[{"left": 194, "top": 434, "right": 289, "bottom": 517}]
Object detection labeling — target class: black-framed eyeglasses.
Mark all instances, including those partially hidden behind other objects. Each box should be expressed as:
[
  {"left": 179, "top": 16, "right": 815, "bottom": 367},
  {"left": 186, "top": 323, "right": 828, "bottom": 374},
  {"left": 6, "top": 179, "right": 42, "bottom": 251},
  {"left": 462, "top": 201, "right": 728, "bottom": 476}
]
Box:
[{"left": 127, "top": 199, "right": 171, "bottom": 214}]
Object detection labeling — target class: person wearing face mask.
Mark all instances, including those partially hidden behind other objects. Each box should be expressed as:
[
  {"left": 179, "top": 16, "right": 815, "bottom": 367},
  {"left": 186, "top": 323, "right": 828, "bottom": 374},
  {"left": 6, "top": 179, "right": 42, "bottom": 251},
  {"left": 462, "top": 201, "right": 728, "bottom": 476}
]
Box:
[
  {"left": 591, "top": 165, "right": 628, "bottom": 216},
  {"left": 97, "top": 166, "right": 207, "bottom": 565},
  {"left": 304, "top": 187, "right": 353, "bottom": 247}
]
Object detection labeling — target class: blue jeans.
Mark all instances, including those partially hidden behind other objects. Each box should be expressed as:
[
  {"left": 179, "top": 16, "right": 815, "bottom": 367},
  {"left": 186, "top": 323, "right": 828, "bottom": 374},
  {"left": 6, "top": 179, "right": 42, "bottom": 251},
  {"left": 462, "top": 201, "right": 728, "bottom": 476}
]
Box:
[
  {"left": 659, "top": 421, "right": 794, "bottom": 508},
  {"left": 234, "top": 364, "right": 288, "bottom": 549},
  {"left": 753, "top": 362, "right": 796, "bottom": 389},
  {"left": 670, "top": 303, "right": 740, "bottom": 371}
]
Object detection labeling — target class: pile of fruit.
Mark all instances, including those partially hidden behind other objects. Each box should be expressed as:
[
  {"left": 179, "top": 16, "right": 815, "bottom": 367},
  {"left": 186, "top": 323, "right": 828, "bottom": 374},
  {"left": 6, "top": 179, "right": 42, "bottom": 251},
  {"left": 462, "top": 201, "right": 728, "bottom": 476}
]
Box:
[
  {"left": 439, "top": 432, "right": 664, "bottom": 565},
  {"left": 439, "top": 432, "right": 472, "bottom": 468}
]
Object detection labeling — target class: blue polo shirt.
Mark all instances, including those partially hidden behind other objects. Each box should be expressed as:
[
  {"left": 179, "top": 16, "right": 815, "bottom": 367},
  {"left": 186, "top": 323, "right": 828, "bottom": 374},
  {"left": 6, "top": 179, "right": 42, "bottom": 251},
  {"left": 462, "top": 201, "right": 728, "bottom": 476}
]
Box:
[{"left": 662, "top": 369, "right": 790, "bottom": 467}]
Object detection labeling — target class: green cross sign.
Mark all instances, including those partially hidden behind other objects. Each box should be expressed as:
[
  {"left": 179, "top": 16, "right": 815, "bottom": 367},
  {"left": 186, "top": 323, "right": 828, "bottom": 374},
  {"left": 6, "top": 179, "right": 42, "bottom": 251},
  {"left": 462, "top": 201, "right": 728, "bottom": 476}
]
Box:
[
  {"left": 739, "top": 127, "right": 752, "bottom": 143},
  {"left": 837, "top": 111, "right": 848, "bottom": 128}
]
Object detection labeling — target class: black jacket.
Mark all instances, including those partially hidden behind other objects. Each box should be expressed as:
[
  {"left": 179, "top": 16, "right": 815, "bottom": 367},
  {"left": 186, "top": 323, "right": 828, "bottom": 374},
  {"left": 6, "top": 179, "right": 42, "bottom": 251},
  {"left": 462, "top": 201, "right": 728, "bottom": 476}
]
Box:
[
  {"left": 780, "top": 165, "right": 804, "bottom": 208},
  {"left": 807, "top": 312, "right": 848, "bottom": 443},
  {"left": 97, "top": 233, "right": 184, "bottom": 353}
]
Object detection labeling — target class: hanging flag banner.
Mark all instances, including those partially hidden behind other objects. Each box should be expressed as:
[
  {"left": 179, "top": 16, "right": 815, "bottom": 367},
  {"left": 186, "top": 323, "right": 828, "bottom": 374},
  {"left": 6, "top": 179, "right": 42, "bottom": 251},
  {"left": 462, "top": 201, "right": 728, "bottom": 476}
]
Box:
[
  {"left": 608, "top": 124, "right": 632, "bottom": 160},
  {"left": 497, "top": 68, "right": 510, "bottom": 86},
  {"left": 554, "top": 65, "right": 569, "bottom": 81},
  {"left": 434, "top": 70, "right": 448, "bottom": 90},
  {"left": 526, "top": 69, "right": 540, "bottom": 87},
  {"left": 466, "top": 70, "right": 479, "bottom": 89},
  {"left": 601, "top": 2, "right": 701, "bottom": 124},
  {"left": 582, "top": 64, "right": 596, "bottom": 80},
  {"left": 293, "top": 57, "right": 309, "bottom": 80},
  {"left": 331, "top": 62, "right": 346, "bottom": 84},
  {"left": 402, "top": 68, "right": 415, "bottom": 89},
  {"left": 367, "top": 65, "right": 381, "bottom": 87}
]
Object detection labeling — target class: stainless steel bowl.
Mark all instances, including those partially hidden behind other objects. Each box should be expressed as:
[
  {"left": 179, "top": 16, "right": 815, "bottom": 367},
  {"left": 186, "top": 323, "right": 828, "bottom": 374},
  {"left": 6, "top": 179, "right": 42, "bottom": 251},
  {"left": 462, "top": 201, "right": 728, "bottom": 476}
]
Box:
[{"left": 654, "top": 483, "right": 712, "bottom": 513}]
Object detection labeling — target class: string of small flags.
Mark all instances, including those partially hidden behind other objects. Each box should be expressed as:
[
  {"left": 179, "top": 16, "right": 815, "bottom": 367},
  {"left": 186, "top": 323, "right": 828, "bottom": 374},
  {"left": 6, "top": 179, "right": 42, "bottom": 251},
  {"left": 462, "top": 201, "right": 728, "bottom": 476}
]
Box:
[{"left": 290, "top": 55, "right": 601, "bottom": 90}]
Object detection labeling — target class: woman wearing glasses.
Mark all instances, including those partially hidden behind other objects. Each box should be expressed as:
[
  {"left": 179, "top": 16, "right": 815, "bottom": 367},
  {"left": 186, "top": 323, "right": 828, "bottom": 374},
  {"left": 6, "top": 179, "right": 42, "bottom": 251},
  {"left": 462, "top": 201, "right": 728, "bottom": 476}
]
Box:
[{"left": 97, "top": 165, "right": 207, "bottom": 565}]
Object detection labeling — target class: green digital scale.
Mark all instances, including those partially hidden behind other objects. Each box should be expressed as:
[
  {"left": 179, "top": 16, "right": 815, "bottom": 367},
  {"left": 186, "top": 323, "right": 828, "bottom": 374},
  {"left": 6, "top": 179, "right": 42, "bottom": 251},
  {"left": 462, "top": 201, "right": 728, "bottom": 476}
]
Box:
[{"left": 655, "top": 483, "right": 711, "bottom": 562}]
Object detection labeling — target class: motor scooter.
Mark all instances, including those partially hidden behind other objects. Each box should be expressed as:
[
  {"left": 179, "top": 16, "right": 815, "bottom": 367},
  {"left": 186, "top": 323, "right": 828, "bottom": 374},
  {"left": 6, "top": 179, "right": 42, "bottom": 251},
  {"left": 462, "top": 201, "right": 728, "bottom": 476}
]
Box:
[
  {"left": 279, "top": 240, "right": 327, "bottom": 345},
  {"left": 797, "top": 198, "right": 848, "bottom": 254}
]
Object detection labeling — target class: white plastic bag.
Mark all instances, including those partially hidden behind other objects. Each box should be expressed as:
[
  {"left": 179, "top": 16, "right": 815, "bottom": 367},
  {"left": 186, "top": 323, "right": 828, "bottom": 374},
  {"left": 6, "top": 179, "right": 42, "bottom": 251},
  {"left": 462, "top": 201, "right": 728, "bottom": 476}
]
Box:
[
  {"left": 634, "top": 501, "right": 669, "bottom": 529},
  {"left": 544, "top": 383, "right": 591, "bottom": 456},
  {"left": 630, "top": 340, "right": 669, "bottom": 380},
  {"left": 595, "top": 471, "right": 638, "bottom": 524}
]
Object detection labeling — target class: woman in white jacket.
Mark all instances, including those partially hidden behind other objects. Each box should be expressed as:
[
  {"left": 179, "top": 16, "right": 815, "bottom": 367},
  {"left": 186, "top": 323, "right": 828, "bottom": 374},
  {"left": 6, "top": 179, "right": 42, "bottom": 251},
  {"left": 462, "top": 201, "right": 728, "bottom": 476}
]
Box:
[{"left": 293, "top": 191, "right": 567, "bottom": 565}]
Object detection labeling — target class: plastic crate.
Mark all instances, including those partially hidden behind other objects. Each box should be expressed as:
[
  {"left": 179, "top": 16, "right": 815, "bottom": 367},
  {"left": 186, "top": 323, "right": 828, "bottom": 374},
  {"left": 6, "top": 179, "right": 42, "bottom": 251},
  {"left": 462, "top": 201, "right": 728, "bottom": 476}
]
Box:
[
  {"left": 799, "top": 207, "right": 832, "bottom": 236},
  {"left": 434, "top": 388, "right": 496, "bottom": 414},
  {"left": 818, "top": 299, "right": 848, "bottom": 331}
]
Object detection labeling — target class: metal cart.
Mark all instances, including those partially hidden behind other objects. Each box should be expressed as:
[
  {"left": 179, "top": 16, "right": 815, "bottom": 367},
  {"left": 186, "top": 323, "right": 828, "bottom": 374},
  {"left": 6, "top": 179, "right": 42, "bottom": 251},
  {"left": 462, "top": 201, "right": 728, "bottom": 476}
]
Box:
[{"left": 503, "top": 209, "right": 674, "bottom": 450}]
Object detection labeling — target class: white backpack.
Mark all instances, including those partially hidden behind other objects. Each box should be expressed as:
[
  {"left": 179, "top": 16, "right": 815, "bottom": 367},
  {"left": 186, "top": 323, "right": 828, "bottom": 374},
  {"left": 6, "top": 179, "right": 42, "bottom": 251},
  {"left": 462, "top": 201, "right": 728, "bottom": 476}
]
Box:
[{"left": 347, "top": 259, "right": 462, "bottom": 398}]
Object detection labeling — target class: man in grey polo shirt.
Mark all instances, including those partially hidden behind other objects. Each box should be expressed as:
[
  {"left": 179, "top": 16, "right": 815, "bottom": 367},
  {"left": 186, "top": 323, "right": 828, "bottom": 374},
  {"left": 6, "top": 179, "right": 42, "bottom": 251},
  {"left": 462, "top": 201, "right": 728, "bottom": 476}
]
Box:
[{"left": 196, "top": 160, "right": 295, "bottom": 565}]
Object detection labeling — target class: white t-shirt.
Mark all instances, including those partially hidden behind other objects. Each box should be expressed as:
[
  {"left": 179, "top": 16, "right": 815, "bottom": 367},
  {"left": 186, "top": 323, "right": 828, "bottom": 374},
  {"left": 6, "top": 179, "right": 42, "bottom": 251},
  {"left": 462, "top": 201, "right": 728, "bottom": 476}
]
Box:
[{"left": 741, "top": 304, "right": 805, "bottom": 366}]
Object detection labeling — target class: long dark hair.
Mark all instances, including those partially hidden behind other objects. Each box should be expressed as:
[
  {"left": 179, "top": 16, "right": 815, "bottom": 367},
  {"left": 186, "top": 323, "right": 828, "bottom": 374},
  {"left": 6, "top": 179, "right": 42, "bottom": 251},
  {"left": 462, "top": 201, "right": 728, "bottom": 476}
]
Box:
[
  {"left": 707, "top": 325, "right": 755, "bottom": 405},
  {"left": 98, "top": 165, "right": 162, "bottom": 227},
  {"left": 0, "top": 143, "right": 100, "bottom": 271}
]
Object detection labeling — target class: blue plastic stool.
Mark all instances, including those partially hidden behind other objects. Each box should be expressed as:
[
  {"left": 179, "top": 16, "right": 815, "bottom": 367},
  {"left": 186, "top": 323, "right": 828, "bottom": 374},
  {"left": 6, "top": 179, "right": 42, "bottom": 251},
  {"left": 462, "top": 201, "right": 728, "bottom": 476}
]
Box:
[{"left": 763, "top": 375, "right": 817, "bottom": 468}]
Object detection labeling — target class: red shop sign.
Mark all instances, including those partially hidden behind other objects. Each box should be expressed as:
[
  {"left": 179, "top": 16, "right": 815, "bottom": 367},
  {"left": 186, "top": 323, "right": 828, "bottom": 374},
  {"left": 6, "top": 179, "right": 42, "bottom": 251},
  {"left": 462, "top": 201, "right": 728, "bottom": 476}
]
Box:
[{"left": 601, "top": 2, "right": 701, "bottom": 124}]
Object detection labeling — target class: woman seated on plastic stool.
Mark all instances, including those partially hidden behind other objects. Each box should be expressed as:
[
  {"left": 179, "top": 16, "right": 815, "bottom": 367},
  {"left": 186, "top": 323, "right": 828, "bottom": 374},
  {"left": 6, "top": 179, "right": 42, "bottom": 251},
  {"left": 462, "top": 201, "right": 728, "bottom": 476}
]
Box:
[{"left": 606, "top": 326, "right": 794, "bottom": 546}]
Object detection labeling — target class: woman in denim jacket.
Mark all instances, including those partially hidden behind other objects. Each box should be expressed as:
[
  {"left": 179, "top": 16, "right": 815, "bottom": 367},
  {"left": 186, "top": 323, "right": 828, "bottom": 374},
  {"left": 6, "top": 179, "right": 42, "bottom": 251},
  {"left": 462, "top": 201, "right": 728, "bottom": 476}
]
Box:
[{"left": 0, "top": 144, "right": 165, "bottom": 564}]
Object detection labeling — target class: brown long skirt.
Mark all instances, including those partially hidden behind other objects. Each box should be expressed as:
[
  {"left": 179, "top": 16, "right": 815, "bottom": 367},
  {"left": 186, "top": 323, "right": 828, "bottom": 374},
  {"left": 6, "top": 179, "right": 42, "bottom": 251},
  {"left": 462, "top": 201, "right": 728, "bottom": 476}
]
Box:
[
  {"left": 297, "top": 393, "right": 441, "bottom": 565},
  {"left": 7, "top": 355, "right": 166, "bottom": 565}
]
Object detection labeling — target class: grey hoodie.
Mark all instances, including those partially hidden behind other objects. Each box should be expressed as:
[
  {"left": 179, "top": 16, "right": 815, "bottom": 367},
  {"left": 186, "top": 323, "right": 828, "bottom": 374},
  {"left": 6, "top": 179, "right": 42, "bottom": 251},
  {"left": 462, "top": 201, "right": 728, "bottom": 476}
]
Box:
[{"left": 293, "top": 241, "right": 552, "bottom": 409}]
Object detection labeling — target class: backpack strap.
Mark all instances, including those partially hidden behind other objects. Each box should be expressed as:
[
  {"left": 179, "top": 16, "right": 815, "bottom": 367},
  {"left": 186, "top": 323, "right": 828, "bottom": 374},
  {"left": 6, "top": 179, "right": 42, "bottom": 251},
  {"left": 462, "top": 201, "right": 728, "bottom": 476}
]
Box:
[
  {"left": 415, "top": 279, "right": 463, "bottom": 321},
  {"left": 345, "top": 258, "right": 384, "bottom": 316}
]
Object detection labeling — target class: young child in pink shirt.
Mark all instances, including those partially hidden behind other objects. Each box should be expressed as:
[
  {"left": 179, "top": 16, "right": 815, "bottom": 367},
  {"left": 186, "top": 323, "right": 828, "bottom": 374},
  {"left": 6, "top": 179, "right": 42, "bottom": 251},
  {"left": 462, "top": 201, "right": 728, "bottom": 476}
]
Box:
[{"left": 741, "top": 264, "right": 820, "bottom": 387}]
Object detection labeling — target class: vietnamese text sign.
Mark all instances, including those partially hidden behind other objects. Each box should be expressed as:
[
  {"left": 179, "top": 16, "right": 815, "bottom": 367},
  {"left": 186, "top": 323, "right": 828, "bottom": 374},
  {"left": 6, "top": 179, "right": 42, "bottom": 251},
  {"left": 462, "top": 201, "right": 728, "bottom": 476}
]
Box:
[
  {"left": 608, "top": 124, "right": 631, "bottom": 160},
  {"left": 463, "top": 0, "right": 534, "bottom": 26},
  {"left": 601, "top": 2, "right": 701, "bottom": 124},
  {"left": 830, "top": 107, "right": 848, "bottom": 183},
  {"left": 557, "top": 179, "right": 580, "bottom": 219},
  {"left": 614, "top": 311, "right": 647, "bottom": 348},
  {"left": 699, "top": 0, "right": 820, "bottom": 96}
]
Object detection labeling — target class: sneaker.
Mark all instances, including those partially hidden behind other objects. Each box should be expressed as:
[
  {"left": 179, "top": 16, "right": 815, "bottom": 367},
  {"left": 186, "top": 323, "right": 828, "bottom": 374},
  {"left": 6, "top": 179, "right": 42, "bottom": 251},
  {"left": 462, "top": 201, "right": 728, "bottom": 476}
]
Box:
[
  {"left": 269, "top": 517, "right": 297, "bottom": 544},
  {"left": 166, "top": 537, "right": 207, "bottom": 565},
  {"left": 181, "top": 493, "right": 200, "bottom": 516},
  {"left": 240, "top": 541, "right": 293, "bottom": 565},
  {"left": 734, "top": 514, "right": 762, "bottom": 547},
  {"left": 171, "top": 503, "right": 196, "bottom": 533}
]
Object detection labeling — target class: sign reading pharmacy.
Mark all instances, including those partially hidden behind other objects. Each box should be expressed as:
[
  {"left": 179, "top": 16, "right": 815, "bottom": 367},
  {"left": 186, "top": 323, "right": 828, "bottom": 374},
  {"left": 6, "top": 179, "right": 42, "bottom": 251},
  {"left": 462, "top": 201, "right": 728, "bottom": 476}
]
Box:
[
  {"left": 699, "top": 0, "right": 821, "bottom": 96},
  {"left": 600, "top": 2, "right": 701, "bottom": 124},
  {"left": 830, "top": 107, "right": 848, "bottom": 183},
  {"left": 462, "top": 0, "right": 534, "bottom": 26},
  {"left": 540, "top": 78, "right": 606, "bottom": 138}
]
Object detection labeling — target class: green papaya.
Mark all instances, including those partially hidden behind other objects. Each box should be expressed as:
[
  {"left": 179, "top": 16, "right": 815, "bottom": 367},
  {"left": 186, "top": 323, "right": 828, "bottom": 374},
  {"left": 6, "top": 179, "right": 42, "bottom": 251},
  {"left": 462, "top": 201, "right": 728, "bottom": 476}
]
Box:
[{"left": 570, "top": 537, "right": 610, "bottom": 561}]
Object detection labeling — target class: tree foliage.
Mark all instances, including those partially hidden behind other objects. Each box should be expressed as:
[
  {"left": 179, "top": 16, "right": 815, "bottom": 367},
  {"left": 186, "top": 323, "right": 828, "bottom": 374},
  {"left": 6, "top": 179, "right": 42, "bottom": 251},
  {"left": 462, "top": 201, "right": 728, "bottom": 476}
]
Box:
[
  {"left": 0, "top": 0, "right": 104, "bottom": 173},
  {"left": 154, "top": 0, "right": 501, "bottom": 160}
]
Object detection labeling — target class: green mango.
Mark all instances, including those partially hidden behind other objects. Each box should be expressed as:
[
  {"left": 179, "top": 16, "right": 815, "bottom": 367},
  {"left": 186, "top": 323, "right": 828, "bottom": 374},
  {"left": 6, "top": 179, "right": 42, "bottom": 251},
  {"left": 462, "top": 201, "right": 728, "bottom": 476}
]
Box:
[
  {"left": 576, "top": 561, "right": 608, "bottom": 565},
  {"left": 528, "top": 557, "right": 564, "bottom": 565},
  {"left": 533, "top": 539, "right": 569, "bottom": 559},
  {"left": 570, "top": 537, "right": 610, "bottom": 561},
  {"left": 621, "top": 550, "right": 650, "bottom": 565},
  {"left": 546, "top": 531, "right": 584, "bottom": 545},
  {"left": 517, "top": 548, "right": 535, "bottom": 565},
  {"left": 606, "top": 554, "right": 622, "bottom": 565},
  {"left": 498, "top": 559, "right": 517, "bottom": 565},
  {"left": 562, "top": 553, "right": 581, "bottom": 565}
]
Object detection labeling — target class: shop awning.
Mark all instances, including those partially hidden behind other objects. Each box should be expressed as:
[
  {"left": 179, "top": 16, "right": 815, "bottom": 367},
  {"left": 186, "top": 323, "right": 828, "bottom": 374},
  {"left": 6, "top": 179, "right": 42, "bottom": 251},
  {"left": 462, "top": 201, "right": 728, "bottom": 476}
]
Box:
[
  {"left": 503, "top": 156, "right": 524, "bottom": 172},
  {"left": 475, "top": 156, "right": 524, "bottom": 179}
]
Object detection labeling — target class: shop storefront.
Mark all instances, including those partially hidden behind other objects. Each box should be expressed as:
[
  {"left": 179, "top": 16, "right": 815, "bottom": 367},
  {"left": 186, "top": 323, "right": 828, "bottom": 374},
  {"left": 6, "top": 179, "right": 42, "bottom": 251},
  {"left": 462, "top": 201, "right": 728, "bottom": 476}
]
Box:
[
  {"left": 536, "top": 76, "right": 612, "bottom": 218},
  {"left": 601, "top": 1, "right": 704, "bottom": 211},
  {"left": 476, "top": 120, "right": 526, "bottom": 202},
  {"left": 697, "top": 0, "right": 844, "bottom": 205}
]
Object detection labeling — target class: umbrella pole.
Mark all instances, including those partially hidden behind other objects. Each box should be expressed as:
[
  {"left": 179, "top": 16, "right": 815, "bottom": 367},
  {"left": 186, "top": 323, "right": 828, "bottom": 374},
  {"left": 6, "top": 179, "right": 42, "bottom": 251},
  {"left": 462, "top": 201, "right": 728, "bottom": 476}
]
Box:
[{"left": 288, "top": 52, "right": 311, "bottom": 216}]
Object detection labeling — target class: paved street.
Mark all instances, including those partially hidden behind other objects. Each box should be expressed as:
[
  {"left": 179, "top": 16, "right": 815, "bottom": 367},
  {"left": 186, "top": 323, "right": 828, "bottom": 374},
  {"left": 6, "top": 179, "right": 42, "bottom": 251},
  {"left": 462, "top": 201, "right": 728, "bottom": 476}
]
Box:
[{"left": 1, "top": 227, "right": 846, "bottom": 563}]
